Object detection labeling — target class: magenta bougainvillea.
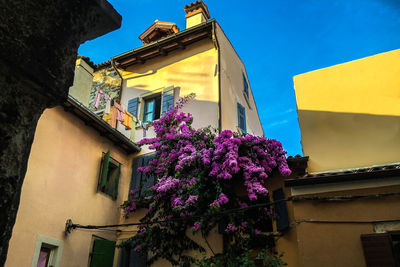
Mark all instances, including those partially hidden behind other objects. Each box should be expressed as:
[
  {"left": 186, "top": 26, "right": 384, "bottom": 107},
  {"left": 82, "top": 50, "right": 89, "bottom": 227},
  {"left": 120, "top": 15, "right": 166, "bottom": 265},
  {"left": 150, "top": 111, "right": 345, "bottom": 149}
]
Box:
[{"left": 121, "top": 94, "right": 290, "bottom": 266}]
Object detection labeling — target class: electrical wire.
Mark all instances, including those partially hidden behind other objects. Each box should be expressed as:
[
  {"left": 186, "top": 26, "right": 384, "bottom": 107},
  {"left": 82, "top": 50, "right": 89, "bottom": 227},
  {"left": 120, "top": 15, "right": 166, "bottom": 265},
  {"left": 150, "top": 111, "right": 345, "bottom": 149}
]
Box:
[{"left": 67, "top": 191, "right": 400, "bottom": 232}]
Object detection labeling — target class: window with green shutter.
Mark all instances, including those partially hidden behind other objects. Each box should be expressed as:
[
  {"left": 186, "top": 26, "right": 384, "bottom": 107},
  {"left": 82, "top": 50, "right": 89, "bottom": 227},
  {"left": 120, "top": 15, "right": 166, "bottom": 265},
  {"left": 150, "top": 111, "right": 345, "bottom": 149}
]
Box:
[
  {"left": 90, "top": 238, "right": 116, "bottom": 267},
  {"left": 98, "top": 150, "right": 121, "bottom": 200}
]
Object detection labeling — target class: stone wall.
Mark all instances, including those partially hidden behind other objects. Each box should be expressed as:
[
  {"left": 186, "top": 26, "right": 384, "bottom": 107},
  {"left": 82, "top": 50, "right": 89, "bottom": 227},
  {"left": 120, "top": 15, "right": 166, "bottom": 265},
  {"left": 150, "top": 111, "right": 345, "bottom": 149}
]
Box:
[{"left": 89, "top": 65, "right": 122, "bottom": 113}]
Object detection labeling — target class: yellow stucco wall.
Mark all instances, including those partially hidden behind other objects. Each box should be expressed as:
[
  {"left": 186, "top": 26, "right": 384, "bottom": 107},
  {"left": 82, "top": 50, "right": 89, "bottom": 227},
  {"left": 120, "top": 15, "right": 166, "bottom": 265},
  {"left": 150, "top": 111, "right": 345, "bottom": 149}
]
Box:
[
  {"left": 294, "top": 49, "right": 400, "bottom": 172},
  {"left": 292, "top": 185, "right": 400, "bottom": 267},
  {"left": 116, "top": 38, "right": 219, "bottom": 154},
  {"left": 5, "top": 107, "right": 134, "bottom": 267},
  {"left": 215, "top": 23, "right": 264, "bottom": 137},
  {"left": 69, "top": 58, "right": 94, "bottom": 106}
]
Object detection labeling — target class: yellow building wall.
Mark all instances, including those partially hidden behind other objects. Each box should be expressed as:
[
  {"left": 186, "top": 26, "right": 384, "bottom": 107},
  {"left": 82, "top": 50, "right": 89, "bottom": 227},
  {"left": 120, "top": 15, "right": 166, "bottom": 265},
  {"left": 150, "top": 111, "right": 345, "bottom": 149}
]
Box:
[
  {"left": 114, "top": 39, "right": 223, "bottom": 266},
  {"left": 264, "top": 176, "right": 300, "bottom": 267},
  {"left": 116, "top": 39, "right": 219, "bottom": 154},
  {"left": 292, "top": 185, "right": 400, "bottom": 267},
  {"left": 69, "top": 58, "right": 94, "bottom": 106},
  {"left": 294, "top": 49, "right": 400, "bottom": 173},
  {"left": 215, "top": 23, "right": 264, "bottom": 137},
  {"left": 5, "top": 107, "right": 133, "bottom": 267}
]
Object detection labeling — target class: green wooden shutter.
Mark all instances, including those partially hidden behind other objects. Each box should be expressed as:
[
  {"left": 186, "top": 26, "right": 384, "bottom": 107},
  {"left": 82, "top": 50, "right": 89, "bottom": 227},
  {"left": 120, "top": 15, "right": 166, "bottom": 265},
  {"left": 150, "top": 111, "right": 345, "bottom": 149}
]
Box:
[
  {"left": 114, "top": 163, "right": 121, "bottom": 200},
  {"left": 100, "top": 150, "right": 111, "bottom": 189},
  {"left": 90, "top": 239, "right": 116, "bottom": 267}
]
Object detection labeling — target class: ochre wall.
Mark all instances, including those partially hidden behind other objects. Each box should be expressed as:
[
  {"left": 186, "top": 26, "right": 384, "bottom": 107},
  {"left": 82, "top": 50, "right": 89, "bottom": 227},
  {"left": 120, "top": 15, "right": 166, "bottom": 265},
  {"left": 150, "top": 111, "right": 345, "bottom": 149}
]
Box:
[
  {"left": 215, "top": 23, "right": 264, "bottom": 137},
  {"left": 69, "top": 58, "right": 93, "bottom": 106},
  {"left": 5, "top": 107, "right": 133, "bottom": 267},
  {"left": 117, "top": 39, "right": 219, "bottom": 155},
  {"left": 292, "top": 185, "right": 400, "bottom": 267},
  {"left": 294, "top": 49, "right": 400, "bottom": 172},
  {"left": 264, "top": 175, "right": 300, "bottom": 267}
]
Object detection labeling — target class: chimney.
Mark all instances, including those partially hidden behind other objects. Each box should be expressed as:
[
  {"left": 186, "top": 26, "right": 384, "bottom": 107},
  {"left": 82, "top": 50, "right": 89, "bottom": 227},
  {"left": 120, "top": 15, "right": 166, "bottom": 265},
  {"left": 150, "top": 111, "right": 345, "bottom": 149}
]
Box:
[{"left": 184, "top": 1, "right": 211, "bottom": 29}]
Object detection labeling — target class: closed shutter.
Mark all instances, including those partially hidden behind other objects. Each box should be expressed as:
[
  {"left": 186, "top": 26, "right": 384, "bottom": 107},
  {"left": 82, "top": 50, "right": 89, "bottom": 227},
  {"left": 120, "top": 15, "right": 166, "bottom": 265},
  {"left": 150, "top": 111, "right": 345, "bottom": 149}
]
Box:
[
  {"left": 129, "top": 247, "right": 147, "bottom": 267},
  {"left": 237, "top": 103, "right": 246, "bottom": 133},
  {"left": 361, "top": 233, "right": 397, "bottom": 267},
  {"left": 99, "top": 150, "right": 110, "bottom": 190},
  {"left": 127, "top": 97, "right": 139, "bottom": 118},
  {"left": 130, "top": 156, "right": 144, "bottom": 199},
  {"left": 90, "top": 239, "right": 116, "bottom": 267},
  {"left": 273, "top": 188, "right": 289, "bottom": 232},
  {"left": 130, "top": 154, "right": 156, "bottom": 198},
  {"left": 140, "top": 154, "right": 156, "bottom": 196},
  {"left": 161, "top": 86, "right": 174, "bottom": 115}
]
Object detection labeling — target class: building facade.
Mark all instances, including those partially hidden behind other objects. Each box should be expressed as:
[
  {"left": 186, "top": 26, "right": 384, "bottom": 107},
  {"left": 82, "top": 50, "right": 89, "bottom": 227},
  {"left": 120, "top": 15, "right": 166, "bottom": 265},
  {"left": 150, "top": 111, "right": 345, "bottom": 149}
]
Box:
[
  {"left": 268, "top": 49, "right": 400, "bottom": 267},
  {"left": 5, "top": 57, "right": 140, "bottom": 267},
  {"left": 6, "top": 1, "right": 267, "bottom": 267}
]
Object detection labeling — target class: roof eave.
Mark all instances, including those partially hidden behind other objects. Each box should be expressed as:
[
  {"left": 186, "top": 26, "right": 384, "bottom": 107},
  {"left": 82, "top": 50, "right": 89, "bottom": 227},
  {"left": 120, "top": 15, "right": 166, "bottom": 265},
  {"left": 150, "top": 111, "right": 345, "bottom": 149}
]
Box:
[{"left": 63, "top": 96, "right": 141, "bottom": 154}]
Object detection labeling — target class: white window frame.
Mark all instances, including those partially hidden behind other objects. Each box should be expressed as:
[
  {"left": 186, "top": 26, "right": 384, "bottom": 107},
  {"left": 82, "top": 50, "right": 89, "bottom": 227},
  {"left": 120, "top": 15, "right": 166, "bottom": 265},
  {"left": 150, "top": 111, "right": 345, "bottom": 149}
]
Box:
[{"left": 31, "top": 235, "right": 64, "bottom": 267}]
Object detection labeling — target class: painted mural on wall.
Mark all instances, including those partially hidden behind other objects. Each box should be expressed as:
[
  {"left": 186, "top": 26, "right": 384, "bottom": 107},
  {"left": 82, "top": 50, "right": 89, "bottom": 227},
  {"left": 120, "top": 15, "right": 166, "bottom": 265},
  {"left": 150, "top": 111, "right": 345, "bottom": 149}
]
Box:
[{"left": 89, "top": 65, "right": 122, "bottom": 113}]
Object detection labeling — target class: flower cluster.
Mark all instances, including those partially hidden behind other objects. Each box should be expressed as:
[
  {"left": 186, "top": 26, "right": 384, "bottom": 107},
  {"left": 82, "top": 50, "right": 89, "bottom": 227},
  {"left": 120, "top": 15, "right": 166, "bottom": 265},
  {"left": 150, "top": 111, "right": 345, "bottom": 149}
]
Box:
[{"left": 122, "top": 94, "right": 291, "bottom": 266}]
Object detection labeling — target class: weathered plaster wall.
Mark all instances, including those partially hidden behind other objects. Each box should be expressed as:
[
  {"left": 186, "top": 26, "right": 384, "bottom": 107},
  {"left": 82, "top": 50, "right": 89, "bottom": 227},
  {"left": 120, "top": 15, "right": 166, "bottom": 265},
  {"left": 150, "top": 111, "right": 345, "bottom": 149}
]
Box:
[
  {"left": 5, "top": 107, "right": 133, "bottom": 267},
  {"left": 215, "top": 23, "right": 264, "bottom": 137},
  {"left": 69, "top": 58, "right": 94, "bottom": 106},
  {"left": 294, "top": 49, "right": 400, "bottom": 172}
]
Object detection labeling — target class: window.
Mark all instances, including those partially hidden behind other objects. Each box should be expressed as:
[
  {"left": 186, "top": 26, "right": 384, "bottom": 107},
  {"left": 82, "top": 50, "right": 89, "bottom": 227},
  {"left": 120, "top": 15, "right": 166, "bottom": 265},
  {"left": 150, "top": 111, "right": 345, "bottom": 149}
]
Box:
[
  {"left": 361, "top": 232, "right": 400, "bottom": 266},
  {"left": 32, "top": 235, "right": 64, "bottom": 267},
  {"left": 127, "top": 86, "right": 175, "bottom": 124},
  {"left": 143, "top": 95, "right": 161, "bottom": 123},
  {"left": 243, "top": 73, "right": 249, "bottom": 98},
  {"left": 117, "top": 242, "right": 146, "bottom": 267},
  {"left": 89, "top": 237, "right": 116, "bottom": 267},
  {"left": 130, "top": 154, "right": 156, "bottom": 198},
  {"left": 98, "top": 150, "right": 121, "bottom": 200},
  {"left": 237, "top": 102, "right": 247, "bottom": 134}
]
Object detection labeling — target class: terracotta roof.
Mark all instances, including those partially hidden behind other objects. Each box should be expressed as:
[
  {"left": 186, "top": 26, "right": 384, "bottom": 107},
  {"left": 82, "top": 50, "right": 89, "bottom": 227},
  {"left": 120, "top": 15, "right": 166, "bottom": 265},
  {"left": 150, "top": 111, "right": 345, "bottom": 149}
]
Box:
[
  {"left": 113, "top": 19, "right": 214, "bottom": 69},
  {"left": 77, "top": 55, "right": 96, "bottom": 69},
  {"left": 139, "top": 20, "right": 180, "bottom": 44},
  {"left": 184, "top": 1, "right": 211, "bottom": 19},
  {"left": 94, "top": 60, "right": 111, "bottom": 69},
  {"left": 285, "top": 163, "right": 400, "bottom": 187}
]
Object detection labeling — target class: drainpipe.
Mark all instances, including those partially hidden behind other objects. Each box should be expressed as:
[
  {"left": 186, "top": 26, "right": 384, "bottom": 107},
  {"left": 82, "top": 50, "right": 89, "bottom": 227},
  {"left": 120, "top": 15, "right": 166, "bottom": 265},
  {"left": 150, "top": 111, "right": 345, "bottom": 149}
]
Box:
[
  {"left": 212, "top": 21, "right": 222, "bottom": 133},
  {"left": 111, "top": 57, "right": 124, "bottom": 103}
]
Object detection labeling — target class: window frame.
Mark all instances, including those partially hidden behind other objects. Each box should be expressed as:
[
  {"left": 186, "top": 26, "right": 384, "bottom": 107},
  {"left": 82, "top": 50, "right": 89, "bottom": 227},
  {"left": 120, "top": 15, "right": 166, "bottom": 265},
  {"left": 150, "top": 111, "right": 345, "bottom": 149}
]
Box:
[
  {"left": 98, "top": 150, "right": 121, "bottom": 200},
  {"left": 142, "top": 94, "right": 162, "bottom": 123},
  {"left": 134, "top": 86, "right": 175, "bottom": 125},
  {"left": 31, "top": 235, "right": 64, "bottom": 267},
  {"left": 242, "top": 72, "right": 249, "bottom": 98},
  {"left": 237, "top": 102, "right": 247, "bottom": 134}
]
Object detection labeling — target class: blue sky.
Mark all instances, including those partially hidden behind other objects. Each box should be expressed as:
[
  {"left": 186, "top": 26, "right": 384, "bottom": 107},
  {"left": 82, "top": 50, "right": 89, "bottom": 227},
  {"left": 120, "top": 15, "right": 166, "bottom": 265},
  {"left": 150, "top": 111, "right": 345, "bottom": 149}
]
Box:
[{"left": 79, "top": 0, "right": 400, "bottom": 156}]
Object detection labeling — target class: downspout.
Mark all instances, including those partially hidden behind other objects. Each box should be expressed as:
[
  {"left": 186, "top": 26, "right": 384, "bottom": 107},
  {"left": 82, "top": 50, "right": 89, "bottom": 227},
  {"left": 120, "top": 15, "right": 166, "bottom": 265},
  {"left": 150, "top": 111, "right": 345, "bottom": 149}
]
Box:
[
  {"left": 212, "top": 21, "right": 222, "bottom": 133},
  {"left": 111, "top": 57, "right": 124, "bottom": 102}
]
